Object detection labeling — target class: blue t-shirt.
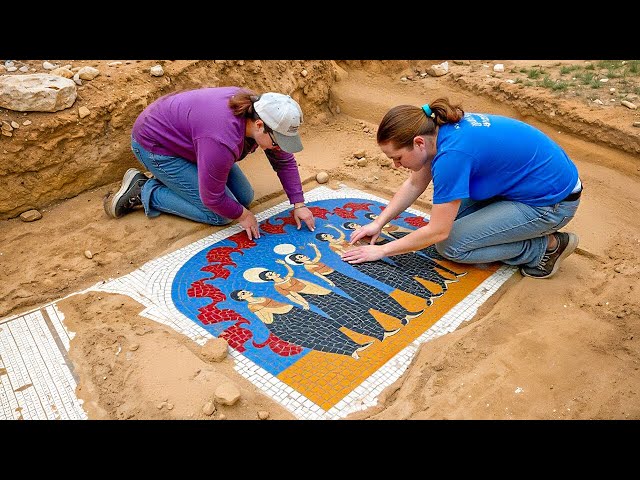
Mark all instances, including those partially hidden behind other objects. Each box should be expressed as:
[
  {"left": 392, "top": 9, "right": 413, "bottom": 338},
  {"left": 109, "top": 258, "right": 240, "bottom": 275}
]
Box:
[{"left": 431, "top": 113, "right": 579, "bottom": 206}]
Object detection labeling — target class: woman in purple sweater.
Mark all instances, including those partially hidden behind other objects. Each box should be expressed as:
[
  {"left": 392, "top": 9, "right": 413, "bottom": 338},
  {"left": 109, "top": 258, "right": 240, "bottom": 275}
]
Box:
[{"left": 103, "top": 87, "right": 315, "bottom": 240}]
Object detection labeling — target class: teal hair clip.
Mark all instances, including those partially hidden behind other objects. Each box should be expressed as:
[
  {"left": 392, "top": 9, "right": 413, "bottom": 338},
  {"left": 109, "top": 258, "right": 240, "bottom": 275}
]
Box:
[{"left": 422, "top": 104, "right": 433, "bottom": 117}]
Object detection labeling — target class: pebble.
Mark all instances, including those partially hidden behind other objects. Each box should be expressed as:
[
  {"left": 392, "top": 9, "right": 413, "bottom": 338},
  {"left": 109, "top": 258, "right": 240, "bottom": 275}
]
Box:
[
  {"left": 621, "top": 100, "right": 637, "bottom": 110},
  {"left": 78, "top": 106, "right": 91, "bottom": 119},
  {"left": 301, "top": 69, "right": 308, "bottom": 77},
  {"left": 18, "top": 66, "right": 29, "bottom": 72},
  {"left": 214, "top": 382, "right": 241, "bottom": 406},
  {"left": 20, "top": 210, "right": 42, "bottom": 222},
  {"left": 10, "top": 121, "right": 19, "bottom": 129},
  {"left": 150, "top": 65, "right": 164, "bottom": 77},
  {"left": 632, "top": 122, "right": 640, "bottom": 128},
  {"left": 202, "top": 401, "right": 216, "bottom": 416},
  {"left": 257, "top": 410, "right": 270, "bottom": 420},
  {"left": 316, "top": 171, "right": 329, "bottom": 184},
  {"left": 84, "top": 250, "right": 93, "bottom": 259},
  {"left": 22, "top": 120, "right": 32, "bottom": 127}
]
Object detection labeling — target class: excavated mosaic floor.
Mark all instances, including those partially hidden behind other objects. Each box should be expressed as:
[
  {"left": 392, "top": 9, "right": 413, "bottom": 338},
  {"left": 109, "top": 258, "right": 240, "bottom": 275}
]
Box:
[{"left": 0, "top": 185, "right": 516, "bottom": 419}]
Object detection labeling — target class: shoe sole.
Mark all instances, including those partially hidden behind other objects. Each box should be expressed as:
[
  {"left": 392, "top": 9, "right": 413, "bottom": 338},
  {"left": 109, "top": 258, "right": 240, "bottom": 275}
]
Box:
[
  {"left": 521, "top": 232, "right": 580, "bottom": 279},
  {"left": 104, "top": 168, "right": 141, "bottom": 218}
]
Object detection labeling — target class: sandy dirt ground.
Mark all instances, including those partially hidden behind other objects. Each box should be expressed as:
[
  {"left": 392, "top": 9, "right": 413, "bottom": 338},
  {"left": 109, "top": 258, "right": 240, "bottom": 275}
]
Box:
[{"left": 1, "top": 59, "right": 639, "bottom": 420}]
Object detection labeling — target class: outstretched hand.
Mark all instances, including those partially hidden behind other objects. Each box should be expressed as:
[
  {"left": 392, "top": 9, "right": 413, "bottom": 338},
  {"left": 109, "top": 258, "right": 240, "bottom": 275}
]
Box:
[
  {"left": 349, "top": 222, "right": 381, "bottom": 245},
  {"left": 293, "top": 206, "right": 315, "bottom": 232},
  {"left": 341, "top": 244, "right": 386, "bottom": 264},
  {"left": 238, "top": 207, "right": 260, "bottom": 241}
]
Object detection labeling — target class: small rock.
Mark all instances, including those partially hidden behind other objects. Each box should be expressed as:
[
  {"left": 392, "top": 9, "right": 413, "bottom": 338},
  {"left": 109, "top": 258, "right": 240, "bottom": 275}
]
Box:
[
  {"left": 129, "top": 343, "right": 140, "bottom": 351},
  {"left": 50, "top": 67, "right": 74, "bottom": 79},
  {"left": 426, "top": 61, "right": 449, "bottom": 77},
  {"left": 301, "top": 69, "right": 308, "bottom": 77},
  {"left": 78, "top": 106, "right": 91, "bottom": 119},
  {"left": 18, "top": 66, "right": 29, "bottom": 73},
  {"left": 357, "top": 158, "right": 367, "bottom": 167},
  {"left": 316, "top": 171, "right": 329, "bottom": 184},
  {"left": 621, "top": 100, "right": 637, "bottom": 110},
  {"left": 150, "top": 65, "right": 164, "bottom": 77},
  {"left": 632, "top": 122, "right": 640, "bottom": 128},
  {"left": 353, "top": 149, "right": 366, "bottom": 159},
  {"left": 22, "top": 120, "right": 32, "bottom": 126},
  {"left": 218, "top": 413, "right": 226, "bottom": 420},
  {"left": 1, "top": 122, "right": 13, "bottom": 132},
  {"left": 214, "top": 382, "right": 241, "bottom": 406},
  {"left": 599, "top": 78, "right": 609, "bottom": 83},
  {"left": 156, "top": 402, "right": 165, "bottom": 410},
  {"left": 78, "top": 66, "right": 100, "bottom": 80},
  {"left": 201, "top": 337, "right": 228, "bottom": 362},
  {"left": 593, "top": 99, "right": 604, "bottom": 105},
  {"left": 73, "top": 73, "right": 82, "bottom": 86},
  {"left": 493, "top": 63, "right": 505, "bottom": 72},
  {"left": 20, "top": 210, "right": 42, "bottom": 222},
  {"left": 84, "top": 250, "right": 93, "bottom": 259},
  {"left": 257, "top": 410, "right": 270, "bottom": 420},
  {"left": 166, "top": 403, "right": 174, "bottom": 410},
  {"left": 6, "top": 67, "right": 17, "bottom": 72},
  {"left": 202, "top": 401, "right": 216, "bottom": 416},
  {"left": 10, "top": 121, "right": 19, "bottom": 129},
  {"left": 43, "top": 61, "right": 57, "bottom": 70},
  {"left": 108, "top": 61, "right": 123, "bottom": 66}
]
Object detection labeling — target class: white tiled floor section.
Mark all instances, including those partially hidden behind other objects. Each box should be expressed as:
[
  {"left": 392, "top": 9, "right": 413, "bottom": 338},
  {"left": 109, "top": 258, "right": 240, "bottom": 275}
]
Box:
[
  {"left": 0, "top": 185, "right": 515, "bottom": 420},
  {"left": 0, "top": 303, "right": 87, "bottom": 420}
]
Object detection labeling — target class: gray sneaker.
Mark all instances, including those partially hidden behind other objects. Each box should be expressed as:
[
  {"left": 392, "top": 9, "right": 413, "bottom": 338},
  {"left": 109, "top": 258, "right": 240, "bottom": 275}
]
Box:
[
  {"left": 520, "top": 232, "right": 579, "bottom": 279},
  {"left": 103, "top": 168, "right": 148, "bottom": 218}
]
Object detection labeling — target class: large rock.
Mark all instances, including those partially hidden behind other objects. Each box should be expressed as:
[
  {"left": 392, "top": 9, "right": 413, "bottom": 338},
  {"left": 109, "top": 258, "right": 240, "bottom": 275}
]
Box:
[{"left": 0, "top": 74, "right": 77, "bottom": 112}]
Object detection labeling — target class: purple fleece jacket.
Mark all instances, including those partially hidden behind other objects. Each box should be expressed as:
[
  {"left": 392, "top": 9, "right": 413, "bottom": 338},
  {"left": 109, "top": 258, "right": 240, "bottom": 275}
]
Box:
[{"left": 131, "top": 86, "right": 304, "bottom": 219}]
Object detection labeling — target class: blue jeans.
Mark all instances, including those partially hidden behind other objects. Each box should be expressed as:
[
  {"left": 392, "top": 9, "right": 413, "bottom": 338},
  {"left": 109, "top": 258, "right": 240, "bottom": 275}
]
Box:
[
  {"left": 131, "top": 137, "right": 254, "bottom": 225},
  {"left": 435, "top": 196, "right": 581, "bottom": 268}
]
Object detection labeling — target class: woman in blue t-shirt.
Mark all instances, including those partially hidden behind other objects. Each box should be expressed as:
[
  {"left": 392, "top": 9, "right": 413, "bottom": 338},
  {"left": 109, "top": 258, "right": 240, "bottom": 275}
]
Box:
[{"left": 343, "top": 98, "right": 582, "bottom": 279}]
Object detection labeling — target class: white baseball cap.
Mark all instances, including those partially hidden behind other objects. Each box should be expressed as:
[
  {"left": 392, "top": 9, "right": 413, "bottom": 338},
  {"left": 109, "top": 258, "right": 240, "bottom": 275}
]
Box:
[{"left": 254, "top": 92, "right": 304, "bottom": 153}]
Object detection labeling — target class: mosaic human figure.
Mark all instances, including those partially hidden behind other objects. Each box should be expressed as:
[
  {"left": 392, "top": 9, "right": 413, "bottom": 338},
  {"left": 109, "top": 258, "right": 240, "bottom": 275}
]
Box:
[
  {"left": 285, "top": 243, "right": 424, "bottom": 325},
  {"left": 343, "top": 220, "right": 462, "bottom": 294},
  {"left": 363, "top": 213, "right": 466, "bottom": 279},
  {"left": 315, "top": 224, "right": 438, "bottom": 306},
  {"left": 230, "top": 289, "right": 373, "bottom": 359},
  {"left": 247, "top": 262, "right": 400, "bottom": 342}
]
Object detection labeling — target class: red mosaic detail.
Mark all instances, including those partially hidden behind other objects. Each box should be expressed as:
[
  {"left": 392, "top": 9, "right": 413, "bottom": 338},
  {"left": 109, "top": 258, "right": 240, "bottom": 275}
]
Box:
[
  {"left": 227, "top": 232, "right": 257, "bottom": 249},
  {"left": 260, "top": 216, "right": 296, "bottom": 234},
  {"left": 187, "top": 280, "right": 245, "bottom": 324},
  {"left": 405, "top": 216, "right": 429, "bottom": 228},
  {"left": 201, "top": 264, "right": 233, "bottom": 280},
  {"left": 219, "top": 322, "right": 253, "bottom": 353},
  {"left": 333, "top": 202, "right": 374, "bottom": 219},
  {"left": 308, "top": 206, "right": 331, "bottom": 219},
  {"left": 253, "top": 333, "right": 304, "bottom": 356}
]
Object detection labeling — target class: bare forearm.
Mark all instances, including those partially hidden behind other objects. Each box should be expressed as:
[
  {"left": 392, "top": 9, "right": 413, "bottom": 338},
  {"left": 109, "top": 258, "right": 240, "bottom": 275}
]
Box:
[{"left": 376, "top": 174, "right": 430, "bottom": 226}]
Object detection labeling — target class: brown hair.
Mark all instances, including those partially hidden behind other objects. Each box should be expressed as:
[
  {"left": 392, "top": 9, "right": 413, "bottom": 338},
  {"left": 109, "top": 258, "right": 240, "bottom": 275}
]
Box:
[
  {"left": 228, "top": 88, "right": 260, "bottom": 118},
  {"left": 228, "top": 88, "right": 277, "bottom": 132},
  {"left": 376, "top": 97, "right": 465, "bottom": 149}
]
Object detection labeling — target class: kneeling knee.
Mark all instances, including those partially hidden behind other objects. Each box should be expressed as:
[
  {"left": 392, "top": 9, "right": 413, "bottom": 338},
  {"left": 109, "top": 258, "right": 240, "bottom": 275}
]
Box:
[{"left": 435, "top": 242, "right": 462, "bottom": 262}]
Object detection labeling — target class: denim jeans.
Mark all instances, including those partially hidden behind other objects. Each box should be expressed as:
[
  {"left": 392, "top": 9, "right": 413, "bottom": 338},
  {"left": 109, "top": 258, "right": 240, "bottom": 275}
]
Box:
[
  {"left": 435, "top": 196, "right": 581, "bottom": 268},
  {"left": 131, "top": 137, "right": 254, "bottom": 225}
]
